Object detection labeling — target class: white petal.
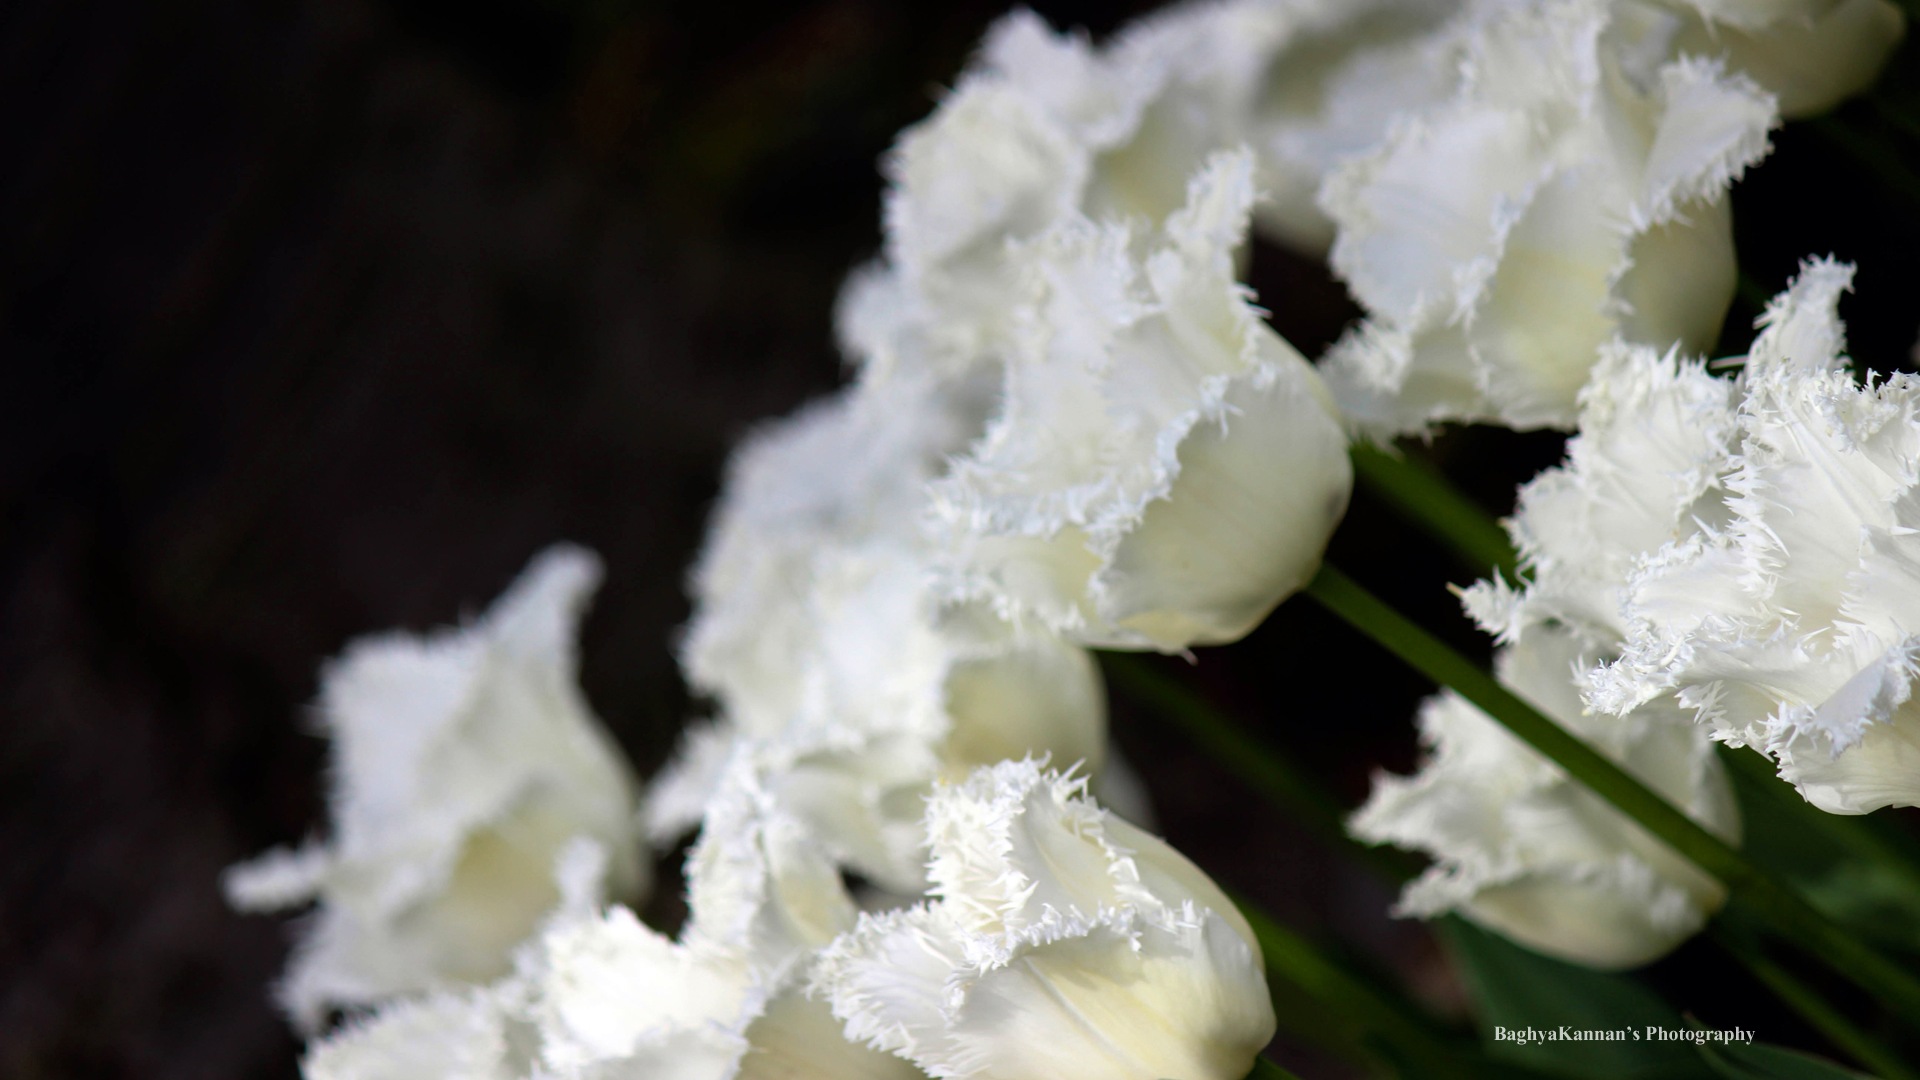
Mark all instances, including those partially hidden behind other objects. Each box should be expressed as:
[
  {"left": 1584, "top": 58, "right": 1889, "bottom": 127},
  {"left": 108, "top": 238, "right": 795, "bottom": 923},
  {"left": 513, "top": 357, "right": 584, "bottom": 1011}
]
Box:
[
  {"left": 738, "top": 986, "right": 928, "bottom": 1080},
  {"left": 523, "top": 905, "right": 753, "bottom": 1072},
  {"left": 813, "top": 905, "right": 973, "bottom": 1064},
  {"left": 682, "top": 761, "right": 859, "bottom": 965},
  {"left": 940, "top": 908, "right": 1274, "bottom": 1080},
  {"left": 301, "top": 989, "right": 515, "bottom": 1080},
  {"left": 1745, "top": 255, "right": 1855, "bottom": 377},
  {"left": 1249, "top": 0, "right": 1469, "bottom": 254}
]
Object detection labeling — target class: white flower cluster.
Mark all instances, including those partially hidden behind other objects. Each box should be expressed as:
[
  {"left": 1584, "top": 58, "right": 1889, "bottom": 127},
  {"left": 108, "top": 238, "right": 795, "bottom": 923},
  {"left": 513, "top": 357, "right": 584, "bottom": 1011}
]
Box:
[
  {"left": 303, "top": 757, "right": 1271, "bottom": 1080},
  {"left": 302, "top": 771, "right": 915, "bottom": 1080},
  {"left": 230, "top": 0, "right": 1911, "bottom": 1070}
]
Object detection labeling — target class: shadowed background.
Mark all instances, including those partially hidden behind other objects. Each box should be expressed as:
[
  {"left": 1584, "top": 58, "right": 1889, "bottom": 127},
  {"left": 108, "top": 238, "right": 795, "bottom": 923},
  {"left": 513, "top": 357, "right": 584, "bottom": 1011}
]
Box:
[{"left": 4, "top": 1, "right": 1919, "bottom": 1076}]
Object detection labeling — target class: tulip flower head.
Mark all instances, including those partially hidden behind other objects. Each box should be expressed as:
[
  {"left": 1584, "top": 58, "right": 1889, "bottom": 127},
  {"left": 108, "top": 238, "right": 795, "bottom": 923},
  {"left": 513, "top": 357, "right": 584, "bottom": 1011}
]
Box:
[
  {"left": 1319, "top": 0, "right": 1776, "bottom": 434},
  {"left": 814, "top": 759, "right": 1276, "bottom": 1080},
  {"left": 1596, "top": 261, "right": 1920, "bottom": 814},
  {"left": 930, "top": 149, "right": 1352, "bottom": 652},
  {"left": 224, "top": 546, "right": 646, "bottom": 1028},
  {"left": 1353, "top": 627, "right": 1738, "bottom": 968}
]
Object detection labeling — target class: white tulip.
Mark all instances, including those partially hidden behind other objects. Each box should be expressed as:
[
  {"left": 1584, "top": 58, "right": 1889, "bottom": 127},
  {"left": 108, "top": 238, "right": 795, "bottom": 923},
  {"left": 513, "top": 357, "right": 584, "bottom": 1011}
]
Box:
[
  {"left": 842, "top": 3, "right": 1306, "bottom": 389},
  {"left": 1361, "top": 337, "right": 1743, "bottom": 968},
  {"left": 224, "top": 546, "right": 646, "bottom": 1029},
  {"left": 1595, "top": 261, "right": 1920, "bottom": 814},
  {"left": 662, "top": 376, "right": 1109, "bottom": 891},
  {"left": 1352, "top": 626, "right": 1738, "bottom": 969},
  {"left": 930, "top": 150, "right": 1351, "bottom": 651},
  {"left": 1319, "top": 0, "right": 1776, "bottom": 434},
  {"left": 814, "top": 760, "right": 1275, "bottom": 1080}
]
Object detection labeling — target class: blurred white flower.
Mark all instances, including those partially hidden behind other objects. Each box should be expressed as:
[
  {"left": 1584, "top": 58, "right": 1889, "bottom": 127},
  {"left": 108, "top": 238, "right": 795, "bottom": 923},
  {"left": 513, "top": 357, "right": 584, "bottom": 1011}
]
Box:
[
  {"left": 305, "top": 777, "right": 922, "bottom": 1080},
  {"left": 1319, "top": 0, "right": 1776, "bottom": 434},
  {"left": 1629, "top": 0, "right": 1904, "bottom": 119},
  {"left": 930, "top": 150, "right": 1351, "bottom": 651},
  {"left": 1352, "top": 626, "right": 1738, "bottom": 969},
  {"left": 813, "top": 759, "right": 1275, "bottom": 1080},
  {"left": 516, "top": 772, "right": 920, "bottom": 1080},
  {"left": 1596, "top": 261, "right": 1920, "bottom": 814},
  {"left": 223, "top": 546, "right": 646, "bottom": 1029},
  {"left": 660, "top": 376, "right": 1109, "bottom": 892},
  {"left": 842, "top": 11, "right": 1168, "bottom": 388},
  {"left": 300, "top": 986, "right": 521, "bottom": 1080}
]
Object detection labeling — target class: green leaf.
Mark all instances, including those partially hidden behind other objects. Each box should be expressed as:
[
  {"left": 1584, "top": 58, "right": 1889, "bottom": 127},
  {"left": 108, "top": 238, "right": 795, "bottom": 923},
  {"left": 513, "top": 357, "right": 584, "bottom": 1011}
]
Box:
[
  {"left": 1441, "top": 919, "right": 1713, "bottom": 1079},
  {"left": 1698, "top": 1041, "right": 1872, "bottom": 1080}
]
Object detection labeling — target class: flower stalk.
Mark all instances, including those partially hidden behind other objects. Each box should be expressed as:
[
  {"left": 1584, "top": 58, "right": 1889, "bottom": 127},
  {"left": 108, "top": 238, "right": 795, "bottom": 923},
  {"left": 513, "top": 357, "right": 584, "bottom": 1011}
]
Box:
[
  {"left": 1349, "top": 443, "right": 1519, "bottom": 580},
  {"left": 1244, "top": 1057, "right": 1304, "bottom": 1080}
]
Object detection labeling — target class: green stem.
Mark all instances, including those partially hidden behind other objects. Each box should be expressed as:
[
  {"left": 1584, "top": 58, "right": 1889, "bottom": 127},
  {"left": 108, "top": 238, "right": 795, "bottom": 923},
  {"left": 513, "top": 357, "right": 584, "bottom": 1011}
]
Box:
[
  {"left": 1710, "top": 923, "right": 1920, "bottom": 1080},
  {"left": 1102, "top": 654, "right": 1420, "bottom": 881},
  {"left": 1720, "top": 742, "right": 1920, "bottom": 887},
  {"left": 1232, "top": 894, "right": 1488, "bottom": 1079},
  {"left": 1350, "top": 443, "right": 1519, "bottom": 580},
  {"left": 1304, "top": 562, "right": 1920, "bottom": 1025},
  {"left": 1245, "top": 1057, "right": 1305, "bottom": 1080}
]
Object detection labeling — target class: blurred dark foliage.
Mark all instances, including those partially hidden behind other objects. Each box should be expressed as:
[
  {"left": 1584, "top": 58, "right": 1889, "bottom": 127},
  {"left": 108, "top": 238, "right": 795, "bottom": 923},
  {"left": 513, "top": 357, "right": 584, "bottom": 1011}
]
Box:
[{"left": 2, "top": 0, "right": 1918, "bottom": 1076}]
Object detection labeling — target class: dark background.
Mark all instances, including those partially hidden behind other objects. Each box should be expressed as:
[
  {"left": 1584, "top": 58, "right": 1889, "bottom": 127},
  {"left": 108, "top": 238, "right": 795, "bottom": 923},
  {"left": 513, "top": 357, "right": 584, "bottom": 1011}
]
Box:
[{"left": 4, "top": 1, "right": 1919, "bottom": 1076}]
